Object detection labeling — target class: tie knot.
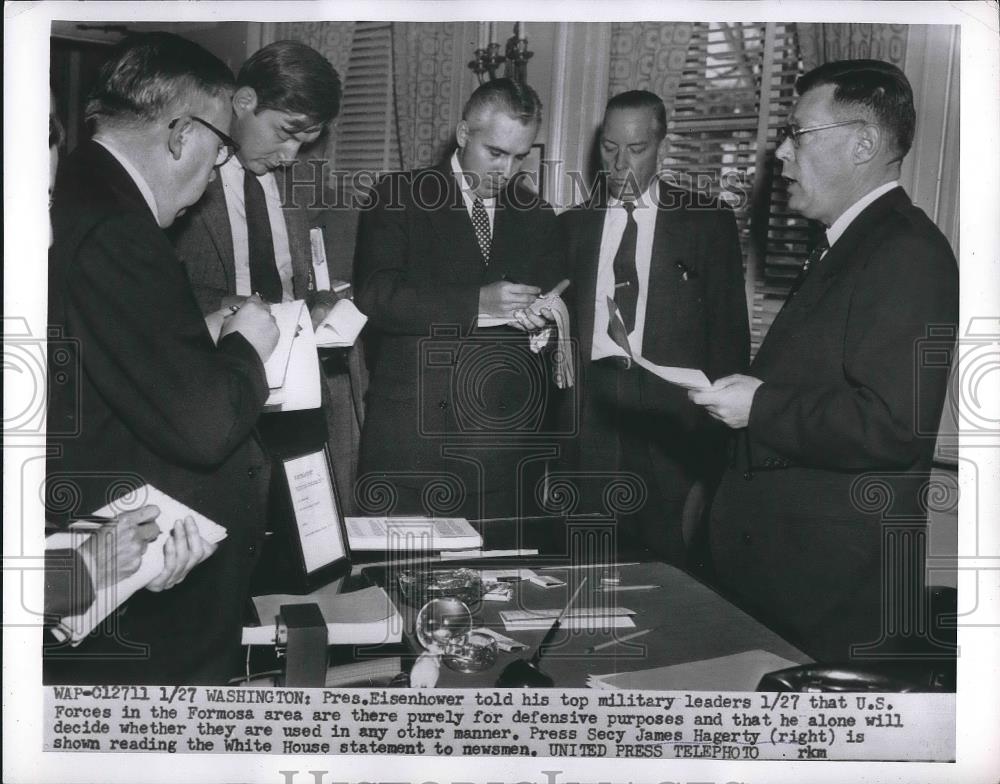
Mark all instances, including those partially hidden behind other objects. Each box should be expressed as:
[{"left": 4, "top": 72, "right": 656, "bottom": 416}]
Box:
[
  {"left": 815, "top": 235, "right": 830, "bottom": 252},
  {"left": 473, "top": 196, "right": 485, "bottom": 209},
  {"left": 622, "top": 201, "right": 636, "bottom": 215}
]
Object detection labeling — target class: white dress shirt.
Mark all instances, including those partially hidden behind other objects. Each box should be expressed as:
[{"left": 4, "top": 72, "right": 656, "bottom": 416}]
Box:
[
  {"left": 591, "top": 180, "right": 660, "bottom": 361},
  {"left": 219, "top": 156, "right": 295, "bottom": 301},
  {"left": 451, "top": 150, "right": 496, "bottom": 230},
  {"left": 826, "top": 180, "right": 900, "bottom": 248},
  {"left": 92, "top": 137, "right": 159, "bottom": 223}
]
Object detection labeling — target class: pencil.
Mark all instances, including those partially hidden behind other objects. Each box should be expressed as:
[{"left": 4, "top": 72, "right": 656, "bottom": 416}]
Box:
[{"left": 586, "top": 627, "right": 653, "bottom": 653}]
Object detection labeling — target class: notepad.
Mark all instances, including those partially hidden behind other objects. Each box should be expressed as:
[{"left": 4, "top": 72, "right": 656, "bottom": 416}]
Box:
[
  {"left": 314, "top": 298, "right": 368, "bottom": 348},
  {"left": 264, "top": 300, "right": 305, "bottom": 389},
  {"left": 46, "top": 485, "right": 228, "bottom": 645}
]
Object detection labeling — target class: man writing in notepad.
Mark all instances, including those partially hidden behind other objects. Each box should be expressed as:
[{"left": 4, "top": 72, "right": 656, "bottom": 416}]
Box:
[{"left": 47, "top": 33, "right": 277, "bottom": 684}]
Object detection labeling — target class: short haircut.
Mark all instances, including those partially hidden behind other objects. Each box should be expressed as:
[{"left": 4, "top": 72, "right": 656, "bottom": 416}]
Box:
[
  {"left": 605, "top": 90, "right": 667, "bottom": 140},
  {"left": 462, "top": 78, "right": 542, "bottom": 127},
  {"left": 238, "top": 40, "right": 341, "bottom": 130},
  {"left": 85, "top": 32, "right": 235, "bottom": 127},
  {"left": 796, "top": 59, "right": 916, "bottom": 159}
]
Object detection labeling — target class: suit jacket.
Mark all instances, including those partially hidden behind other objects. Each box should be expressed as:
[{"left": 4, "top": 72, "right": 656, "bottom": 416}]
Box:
[
  {"left": 354, "top": 163, "right": 565, "bottom": 516},
  {"left": 171, "top": 167, "right": 368, "bottom": 512},
  {"left": 171, "top": 171, "right": 314, "bottom": 314},
  {"left": 560, "top": 183, "right": 749, "bottom": 505},
  {"left": 47, "top": 140, "right": 271, "bottom": 684},
  {"left": 709, "top": 187, "right": 959, "bottom": 662}
]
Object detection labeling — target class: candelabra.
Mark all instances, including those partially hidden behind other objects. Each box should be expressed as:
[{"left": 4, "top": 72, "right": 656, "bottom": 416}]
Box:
[{"left": 468, "top": 22, "right": 533, "bottom": 84}]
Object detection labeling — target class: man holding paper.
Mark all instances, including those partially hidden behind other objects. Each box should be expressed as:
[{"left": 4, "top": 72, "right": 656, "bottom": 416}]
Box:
[
  {"left": 48, "top": 34, "right": 277, "bottom": 684},
  {"left": 171, "top": 40, "right": 366, "bottom": 509},
  {"left": 559, "top": 90, "right": 749, "bottom": 565},
  {"left": 690, "top": 61, "right": 958, "bottom": 661},
  {"left": 355, "top": 78, "right": 566, "bottom": 520}
]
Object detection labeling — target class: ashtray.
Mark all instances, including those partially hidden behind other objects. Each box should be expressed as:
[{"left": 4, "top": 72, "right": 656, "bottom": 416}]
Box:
[
  {"left": 442, "top": 631, "right": 499, "bottom": 673},
  {"left": 398, "top": 568, "right": 482, "bottom": 607}
]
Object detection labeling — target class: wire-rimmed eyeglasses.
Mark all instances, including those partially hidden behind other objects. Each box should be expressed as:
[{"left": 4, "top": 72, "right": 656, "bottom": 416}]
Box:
[
  {"left": 168, "top": 115, "right": 240, "bottom": 168},
  {"left": 777, "top": 119, "right": 867, "bottom": 148}
]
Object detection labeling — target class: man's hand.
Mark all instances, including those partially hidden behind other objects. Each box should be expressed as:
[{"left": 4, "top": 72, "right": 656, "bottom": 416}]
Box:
[
  {"left": 479, "top": 282, "right": 553, "bottom": 330},
  {"left": 80, "top": 505, "right": 161, "bottom": 590},
  {"left": 220, "top": 294, "right": 279, "bottom": 361},
  {"left": 146, "top": 517, "right": 217, "bottom": 592},
  {"left": 309, "top": 290, "right": 339, "bottom": 331},
  {"left": 688, "top": 374, "right": 764, "bottom": 429},
  {"left": 220, "top": 294, "right": 249, "bottom": 311}
]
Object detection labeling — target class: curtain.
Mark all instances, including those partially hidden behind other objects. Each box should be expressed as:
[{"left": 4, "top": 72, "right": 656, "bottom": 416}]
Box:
[
  {"left": 608, "top": 22, "right": 695, "bottom": 120},
  {"left": 271, "top": 22, "right": 355, "bottom": 77},
  {"left": 797, "top": 23, "right": 908, "bottom": 71},
  {"left": 392, "top": 22, "right": 458, "bottom": 170}
]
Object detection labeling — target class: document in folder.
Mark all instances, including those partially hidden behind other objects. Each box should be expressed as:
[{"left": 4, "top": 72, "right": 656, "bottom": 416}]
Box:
[
  {"left": 264, "top": 301, "right": 305, "bottom": 389},
  {"left": 263, "top": 302, "right": 321, "bottom": 411}
]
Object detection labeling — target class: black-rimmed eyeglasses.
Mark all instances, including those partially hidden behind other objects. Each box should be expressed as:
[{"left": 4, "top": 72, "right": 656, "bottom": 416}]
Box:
[
  {"left": 777, "top": 119, "right": 867, "bottom": 148},
  {"left": 168, "top": 116, "right": 240, "bottom": 168}
]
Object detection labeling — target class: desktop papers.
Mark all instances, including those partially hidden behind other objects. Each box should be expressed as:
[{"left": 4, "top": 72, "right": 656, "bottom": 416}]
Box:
[
  {"left": 500, "top": 607, "right": 636, "bottom": 632},
  {"left": 46, "top": 485, "right": 228, "bottom": 645},
  {"left": 587, "top": 649, "right": 801, "bottom": 691},
  {"left": 243, "top": 584, "right": 403, "bottom": 646},
  {"left": 345, "top": 516, "right": 482, "bottom": 551}
]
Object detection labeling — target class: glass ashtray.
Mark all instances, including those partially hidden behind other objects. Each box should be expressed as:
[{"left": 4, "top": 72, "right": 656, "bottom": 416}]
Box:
[
  {"left": 442, "top": 632, "right": 499, "bottom": 673},
  {"left": 398, "top": 568, "right": 482, "bottom": 607}
]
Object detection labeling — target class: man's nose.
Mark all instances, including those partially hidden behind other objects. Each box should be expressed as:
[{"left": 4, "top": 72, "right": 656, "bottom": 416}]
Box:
[
  {"left": 278, "top": 139, "right": 304, "bottom": 164},
  {"left": 775, "top": 137, "right": 794, "bottom": 162},
  {"left": 614, "top": 150, "right": 628, "bottom": 171}
]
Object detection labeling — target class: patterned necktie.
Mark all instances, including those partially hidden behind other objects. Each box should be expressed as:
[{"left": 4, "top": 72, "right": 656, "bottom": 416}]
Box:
[
  {"left": 787, "top": 236, "right": 829, "bottom": 298},
  {"left": 612, "top": 202, "right": 639, "bottom": 332},
  {"left": 244, "top": 170, "right": 282, "bottom": 303},
  {"left": 471, "top": 196, "right": 492, "bottom": 266}
]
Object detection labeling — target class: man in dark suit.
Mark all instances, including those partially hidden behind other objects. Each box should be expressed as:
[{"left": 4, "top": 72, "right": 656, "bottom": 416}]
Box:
[
  {"left": 354, "top": 79, "right": 565, "bottom": 521},
  {"left": 47, "top": 33, "right": 278, "bottom": 684},
  {"left": 171, "top": 41, "right": 365, "bottom": 510},
  {"left": 560, "top": 90, "right": 749, "bottom": 565},
  {"left": 691, "top": 60, "right": 959, "bottom": 662}
]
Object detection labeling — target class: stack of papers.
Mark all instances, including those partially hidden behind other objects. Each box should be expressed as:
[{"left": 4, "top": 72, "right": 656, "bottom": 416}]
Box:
[
  {"left": 587, "top": 650, "right": 802, "bottom": 691},
  {"left": 345, "top": 516, "right": 482, "bottom": 551},
  {"left": 499, "top": 607, "right": 636, "bottom": 631},
  {"left": 46, "top": 485, "right": 228, "bottom": 645},
  {"left": 242, "top": 584, "right": 403, "bottom": 646}
]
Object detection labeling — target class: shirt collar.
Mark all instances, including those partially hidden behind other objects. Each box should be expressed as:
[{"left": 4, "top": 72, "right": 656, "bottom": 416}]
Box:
[
  {"left": 826, "top": 181, "right": 900, "bottom": 247},
  {"left": 608, "top": 177, "right": 660, "bottom": 211},
  {"left": 450, "top": 150, "right": 496, "bottom": 206},
  {"left": 93, "top": 136, "right": 160, "bottom": 224}
]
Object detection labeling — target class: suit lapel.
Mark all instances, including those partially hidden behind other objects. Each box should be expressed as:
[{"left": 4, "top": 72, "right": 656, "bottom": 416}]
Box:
[
  {"left": 425, "top": 163, "right": 488, "bottom": 282},
  {"left": 277, "top": 168, "right": 314, "bottom": 299},
  {"left": 576, "top": 205, "right": 605, "bottom": 363},
  {"left": 755, "top": 187, "right": 911, "bottom": 366},
  {"left": 641, "top": 186, "right": 693, "bottom": 355},
  {"left": 198, "top": 177, "right": 237, "bottom": 291}
]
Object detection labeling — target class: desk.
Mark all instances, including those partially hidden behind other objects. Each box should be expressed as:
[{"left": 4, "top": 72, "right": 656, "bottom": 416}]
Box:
[{"left": 362, "top": 559, "right": 810, "bottom": 689}]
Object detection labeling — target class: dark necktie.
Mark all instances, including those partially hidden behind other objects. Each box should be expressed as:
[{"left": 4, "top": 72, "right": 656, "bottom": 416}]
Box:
[
  {"left": 787, "top": 236, "right": 829, "bottom": 298},
  {"left": 471, "top": 196, "right": 492, "bottom": 266},
  {"left": 244, "top": 170, "right": 282, "bottom": 303},
  {"left": 612, "top": 202, "right": 639, "bottom": 332}
]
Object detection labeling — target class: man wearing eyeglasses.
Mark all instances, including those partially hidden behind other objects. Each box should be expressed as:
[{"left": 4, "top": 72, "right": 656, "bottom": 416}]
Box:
[
  {"left": 48, "top": 33, "right": 278, "bottom": 684},
  {"left": 690, "top": 60, "right": 958, "bottom": 663}
]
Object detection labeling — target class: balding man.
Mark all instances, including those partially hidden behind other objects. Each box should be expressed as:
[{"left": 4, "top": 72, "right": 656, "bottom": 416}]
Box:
[
  {"left": 48, "top": 33, "right": 277, "bottom": 684},
  {"left": 691, "top": 60, "right": 959, "bottom": 662},
  {"left": 560, "top": 90, "right": 749, "bottom": 565},
  {"left": 354, "top": 78, "right": 565, "bottom": 520}
]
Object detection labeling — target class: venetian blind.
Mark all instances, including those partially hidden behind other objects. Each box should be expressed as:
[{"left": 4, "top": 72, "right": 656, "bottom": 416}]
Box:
[
  {"left": 331, "top": 22, "right": 401, "bottom": 189},
  {"left": 663, "top": 22, "right": 809, "bottom": 355}
]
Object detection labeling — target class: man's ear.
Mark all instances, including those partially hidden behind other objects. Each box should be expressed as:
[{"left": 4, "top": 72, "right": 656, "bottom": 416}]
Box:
[
  {"left": 455, "top": 120, "right": 469, "bottom": 149},
  {"left": 854, "top": 123, "right": 881, "bottom": 164},
  {"left": 232, "top": 86, "right": 258, "bottom": 118},
  {"left": 167, "top": 117, "right": 192, "bottom": 161}
]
